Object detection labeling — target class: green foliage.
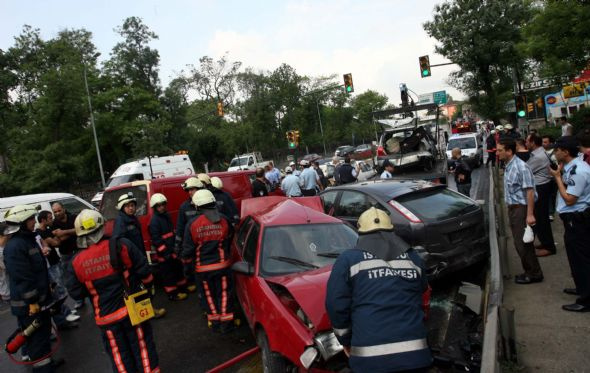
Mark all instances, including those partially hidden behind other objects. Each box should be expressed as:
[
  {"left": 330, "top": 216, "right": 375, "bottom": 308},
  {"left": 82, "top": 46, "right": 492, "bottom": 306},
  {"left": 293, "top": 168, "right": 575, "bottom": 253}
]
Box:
[
  {"left": 571, "top": 106, "right": 590, "bottom": 135},
  {"left": 537, "top": 126, "right": 561, "bottom": 140}
]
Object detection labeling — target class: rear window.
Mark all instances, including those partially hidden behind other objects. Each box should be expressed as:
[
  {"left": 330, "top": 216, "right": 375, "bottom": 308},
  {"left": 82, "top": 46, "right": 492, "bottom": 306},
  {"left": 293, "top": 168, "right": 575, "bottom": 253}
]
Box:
[
  {"left": 394, "top": 188, "right": 477, "bottom": 221},
  {"left": 447, "top": 137, "right": 476, "bottom": 150},
  {"left": 106, "top": 174, "right": 144, "bottom": 188},
  {"left": 101, "top": 185, "right": 148, "bottom": 220}
]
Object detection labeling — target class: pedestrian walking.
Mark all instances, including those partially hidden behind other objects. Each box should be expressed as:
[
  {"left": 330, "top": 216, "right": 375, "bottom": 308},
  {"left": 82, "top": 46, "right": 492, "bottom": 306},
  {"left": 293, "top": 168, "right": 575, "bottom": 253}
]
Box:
[
  {"left": 449, "top": 148, "right": 472, "bottom": 197},
  {"left": 252, "top": 167, "right": 270, "bottom": 197},
  {"left": 525, "top": 134, "right": 557, "bottom": 257},
  {"left": 326, "top": 207, "right": 432, "bottom": 372},
  {"left": 281, "top": 166, "right": 303, "bottom": 197},
  {"left": 66, "top": 209, "right": 160, "bottom": 372},
  {"left": 548, "top": 136, "right": 590, "bottom": 312},
  {"left": 299, "top": 159, "right": 322, "bottom": 196},
  {"left": 497, "top": 138, "right": 544, "bottom": 284},
  {"left": 486, "top": 131, "right": 497, "bottom": 167},
  {"left": 182, "top": 190, "right": 236, "bottom": 333}
]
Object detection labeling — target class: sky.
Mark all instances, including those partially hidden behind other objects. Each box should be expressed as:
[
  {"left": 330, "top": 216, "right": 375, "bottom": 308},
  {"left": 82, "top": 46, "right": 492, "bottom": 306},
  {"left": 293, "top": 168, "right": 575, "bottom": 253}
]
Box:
[{"left": 0, "top": 0, "right": 464, "bottom": 104}]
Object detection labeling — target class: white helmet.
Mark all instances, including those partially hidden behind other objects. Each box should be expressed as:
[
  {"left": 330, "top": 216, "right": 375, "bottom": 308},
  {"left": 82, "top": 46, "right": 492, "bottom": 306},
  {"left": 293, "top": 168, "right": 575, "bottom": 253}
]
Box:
[
  {"left": 117, "top": 192, "right": 137, "bottom": 210},
  {"left": 491, "top": 130, "right": 496, "bottom": 134},
  {"left": 197, "top": 173, "right": 211, "bottom": 185},
  {"left": 289, "top": 161, "right": 296, "bottom": 167},
  {"left": 210, "top": 176, "right": 223, "bottom": 190},
  {"left": 285, "top": 166, "right": 293, "bottom": 173},
  {"left": 182, "top": 177, "right": 203, "bottom": 190},
  {"left": 74, "top": 209, "right": 104, "bottom": 237},
  {"left": 4, "top": 204, "right": 37, "bottom": 233},
  {"left": 495, "top": 125, "right": 504, "bottom": 131},
  {"left": 192, "top": 189, "right": 216, "bottom": 207},
  {"left": 357, "top": 207, "right": 394, "bottom": 234},
  {"left": 150, "top": 193, "right": 167, "bottom": 208},
  {"left": 504, "top": 123, "right": 513, "bottom": 130},
  {"left": 300, "top": 159, "right": 309, "bottom": 166}
]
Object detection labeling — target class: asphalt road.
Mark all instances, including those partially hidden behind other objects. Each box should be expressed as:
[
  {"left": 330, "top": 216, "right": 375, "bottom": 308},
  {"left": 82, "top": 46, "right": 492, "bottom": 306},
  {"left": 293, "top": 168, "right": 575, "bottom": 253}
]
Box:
[{"left": 0, "top": 164, "right": 490, "bottom": 373}]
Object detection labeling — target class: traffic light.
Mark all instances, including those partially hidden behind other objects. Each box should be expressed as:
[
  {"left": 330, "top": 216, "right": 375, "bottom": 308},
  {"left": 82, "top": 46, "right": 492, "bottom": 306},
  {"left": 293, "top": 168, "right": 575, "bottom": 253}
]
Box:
[
  {"left": 419, "top": 55, "right": 431, "bottom": 78},
  {"left": 294, "top": 130, "right": 300, "bottom": 147},
  {"left": 216, "top": 101, "right": 224, "bottom": 116},
  {"left": 515, "top": 95, "right": 527, "bottom": 118},
  {"left": 286, "top": 130, "right": 296, "bottom": 149},
  {"left": 343, "top": 73, "right": 354, "bottom": 93},
  {"left": 527, "top": 102, "right": 534, "bottom": 113}
]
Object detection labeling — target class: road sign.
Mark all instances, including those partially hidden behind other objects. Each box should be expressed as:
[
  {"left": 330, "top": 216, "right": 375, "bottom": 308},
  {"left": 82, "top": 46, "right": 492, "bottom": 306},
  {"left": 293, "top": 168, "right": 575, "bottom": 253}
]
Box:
[
  {"left": 433, "top": 90, "right": 447, "bottom": 104},
  {"left": 418, "top": 93, "right": 434, "bottom": 104}
]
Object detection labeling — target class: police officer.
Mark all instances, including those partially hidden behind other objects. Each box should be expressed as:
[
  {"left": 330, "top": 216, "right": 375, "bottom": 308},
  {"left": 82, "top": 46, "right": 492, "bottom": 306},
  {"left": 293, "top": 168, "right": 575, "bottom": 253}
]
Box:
[
  {"left": 113, "top": 192, "right": 166, "bottom": 318},
  {"left": 337, "top": 156, "right": 358, "bottom": 185},
  {"left": 549, "top": 136, "right": 590, "bottom": 312},
  {"left": 3, "top": 205, "right": 57, "bottom": 372},
  {"left": 210, "top": 176, "right": 240, "bottom": 224},
  {"left": 326, "top": 207, "right": 432, "bottom": 372},
  {"left": 148, "top": 193, "right": 191, "bottom": 301},
  {"left": 175, "top": 177, "right": 204, "bottom": 252},
  {"left": 66, "top": 209, "right": 160, "bottom": 373},
  {"left": 182, "top": 190, "right": 235, "bottom": 333}
]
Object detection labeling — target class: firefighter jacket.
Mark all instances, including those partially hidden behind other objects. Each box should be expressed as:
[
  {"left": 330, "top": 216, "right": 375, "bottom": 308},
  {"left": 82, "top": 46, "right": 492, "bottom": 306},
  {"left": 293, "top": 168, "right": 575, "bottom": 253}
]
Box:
[
  {"left": 326, "top": 246, "right": 432, "bottom": 372},
  {"left": 175, "top": 199, "right": 199, "bottom": 248},
  {"left": 112, "top": 211, "right": 144, "bottom": 253},
  {"left": 148, "top": 211, "right": 175, "bottom": 260},
  {"left": 66, "top": 238, "right": 154, "bottom": 327},
  {"left": 212, "top": 189, "right": 239, "bottom": 224},
  {"left": 181, "top": 211, "right": 233, "bottom": 273},
  {"left": 3, "top": 230, "right": 52, "bottom": 316}
]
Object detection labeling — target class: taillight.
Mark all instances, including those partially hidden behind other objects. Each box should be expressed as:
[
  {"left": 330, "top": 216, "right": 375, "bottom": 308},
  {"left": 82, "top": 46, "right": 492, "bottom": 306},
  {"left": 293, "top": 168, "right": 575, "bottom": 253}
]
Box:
[
  {"left": 377, "top": 146, "right": 386, "bottom": 156},
  {"left": 388, "top": 200, "right": 422, "bottom": 223}
]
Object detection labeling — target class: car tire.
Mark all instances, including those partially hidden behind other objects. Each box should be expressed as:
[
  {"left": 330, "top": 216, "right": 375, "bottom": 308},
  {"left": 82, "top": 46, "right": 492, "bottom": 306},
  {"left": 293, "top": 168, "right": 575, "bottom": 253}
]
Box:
[{"left": 257, "top": 329, "right": 291, "bottom": 373}]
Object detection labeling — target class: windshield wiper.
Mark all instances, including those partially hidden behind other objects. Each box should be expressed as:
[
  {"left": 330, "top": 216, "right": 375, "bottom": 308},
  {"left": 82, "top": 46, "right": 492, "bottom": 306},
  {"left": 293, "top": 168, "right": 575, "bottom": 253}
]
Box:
[
  {"left": 268, "top": 256, "right": 319, "bottom": 269},
  {"left": 316, "top": 252, "right": 341, "bottom": 258}
]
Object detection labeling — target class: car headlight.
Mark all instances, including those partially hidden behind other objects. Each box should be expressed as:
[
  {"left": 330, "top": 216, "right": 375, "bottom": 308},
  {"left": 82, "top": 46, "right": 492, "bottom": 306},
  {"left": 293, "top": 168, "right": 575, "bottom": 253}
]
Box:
[{"left": 314, "top": 332, "right": 343, "bottom": 360}]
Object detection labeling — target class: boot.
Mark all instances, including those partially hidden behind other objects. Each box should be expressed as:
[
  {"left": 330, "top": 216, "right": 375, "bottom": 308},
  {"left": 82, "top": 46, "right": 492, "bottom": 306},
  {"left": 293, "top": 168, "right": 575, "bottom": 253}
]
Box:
[
  {"left": 168, "top": 292, "right": 188, "bottom": 301},
  {"left": 185, "top": 284, "right": 197, "bottom": 293},
  {"left": 153, "top": 308, "right": 167, "bottom": 319}
]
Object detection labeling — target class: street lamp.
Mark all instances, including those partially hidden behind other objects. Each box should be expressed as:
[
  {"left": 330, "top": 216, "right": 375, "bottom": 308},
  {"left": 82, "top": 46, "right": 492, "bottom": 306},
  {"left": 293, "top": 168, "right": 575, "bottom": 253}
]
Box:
[{"left": 83, "top": 53, "right": 106, "bottom": 189}]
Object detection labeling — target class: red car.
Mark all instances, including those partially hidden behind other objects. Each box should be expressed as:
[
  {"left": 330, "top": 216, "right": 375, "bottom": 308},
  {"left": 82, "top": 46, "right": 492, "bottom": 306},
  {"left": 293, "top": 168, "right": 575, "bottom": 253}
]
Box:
[{"left": 231, "top": 196, "right": 359, "bottom": 372}]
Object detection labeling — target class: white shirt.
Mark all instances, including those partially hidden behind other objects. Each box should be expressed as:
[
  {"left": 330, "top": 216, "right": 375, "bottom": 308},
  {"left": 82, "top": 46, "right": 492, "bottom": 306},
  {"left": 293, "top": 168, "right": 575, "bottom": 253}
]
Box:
[
  {"left": 380, "top": 170, "right": 392, "bottom": 179},
  {"left": 562, "top": 123, "right": 573, "bottom": 136}
]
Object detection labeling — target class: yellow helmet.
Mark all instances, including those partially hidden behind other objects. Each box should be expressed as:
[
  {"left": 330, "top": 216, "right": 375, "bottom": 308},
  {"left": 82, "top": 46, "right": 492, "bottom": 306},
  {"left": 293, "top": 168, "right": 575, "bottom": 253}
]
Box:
[
  {"left": 357, "top": 207, "right": 393, "bottom": 234},
  {"left": 182, "top": 177, "right": 203, "bottom": 190},
  {"left": 116, "top": 192, "right": 137, "bottom": 210},
  {"left": 197, "top": 173, "right": 211, "bottom": 185},
  {"left": 150, "top": 193, "right": 167, "bottom": 208},
  {"left": 210, "top": 176, "right": 223, "bottom": 190},
  {"left": 4, "top": 205, "right": 37, "bottom": 233},
  {"left": 192, "top": 189, "right": 216, "bottom": 207},
  {"left": 74, "top": 209, "right": 105, "bottom": 237}
]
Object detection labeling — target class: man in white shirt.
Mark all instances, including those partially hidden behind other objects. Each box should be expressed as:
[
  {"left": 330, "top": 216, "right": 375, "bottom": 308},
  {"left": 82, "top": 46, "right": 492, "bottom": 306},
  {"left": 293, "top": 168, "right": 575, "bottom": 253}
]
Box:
[
  {"left": 560, "top": 116, "right": 573, "bottom": 137},
  {"left": 281, "top": 167, "right": 302, "bottom": 197},
  {"left": 380, "top": 160, "right": 394, "bottom": 179}
]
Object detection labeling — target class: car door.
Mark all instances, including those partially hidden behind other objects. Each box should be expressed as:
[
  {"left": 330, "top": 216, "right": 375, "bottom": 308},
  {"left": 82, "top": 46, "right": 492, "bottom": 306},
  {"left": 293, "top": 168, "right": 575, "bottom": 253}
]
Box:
[
  {"left": 320, "top": 190, "right": 340, "bottom": 216},
  {"left": 233, "top": 218, "right": 260, "bottom": 325},
  {"left": 333, "top": 190, "right": 379, "bottom": 227}
]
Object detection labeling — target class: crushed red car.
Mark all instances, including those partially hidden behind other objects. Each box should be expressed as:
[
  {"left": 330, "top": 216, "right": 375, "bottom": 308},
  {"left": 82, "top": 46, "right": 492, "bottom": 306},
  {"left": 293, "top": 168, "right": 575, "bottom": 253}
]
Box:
[{"left": 231, "top": 196, "right": 359, "bottom": 371}]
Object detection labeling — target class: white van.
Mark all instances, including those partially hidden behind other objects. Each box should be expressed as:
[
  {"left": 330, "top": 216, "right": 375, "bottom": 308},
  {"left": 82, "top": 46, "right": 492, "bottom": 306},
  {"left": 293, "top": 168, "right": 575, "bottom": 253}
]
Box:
[
  {"left": 446, "top": 132, "right": 483, "bottom": 168},
  {"left": 91, "top": 155, "right": 195, "bottom": 206},
  {"left": 0, "top": 193, "right": 95, "bottom": 220}
]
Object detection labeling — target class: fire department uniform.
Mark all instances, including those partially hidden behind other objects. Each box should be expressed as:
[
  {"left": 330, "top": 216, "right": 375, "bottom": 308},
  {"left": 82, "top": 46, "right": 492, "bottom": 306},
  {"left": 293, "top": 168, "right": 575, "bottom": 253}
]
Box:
[
  {"left": 113, "top": 210, "right": 144, "bottom": 254},
  {"left": 211, "top": 188, "right": 239, "bottom": 225},
  {"left": 148, "top": 209, "right": 188, "bottom": 298},
  {"left": 3, "top": 206, "right": 55, "bottom": 372},
  {"left": 175, "top": 199, "right": 199, "bottom": 249},
  {"left": 66, "top": 221, "right": 159, "bottom": 373},
  {"left": 182, "top": 190, "right": 235, "bottom": 331},
  {"left": 326, "top": 207, "right": 432, "bottom": 373}
]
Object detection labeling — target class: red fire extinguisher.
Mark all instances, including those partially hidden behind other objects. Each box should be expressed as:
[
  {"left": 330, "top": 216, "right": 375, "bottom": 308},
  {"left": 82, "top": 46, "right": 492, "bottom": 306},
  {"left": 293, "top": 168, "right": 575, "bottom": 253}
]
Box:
[{"left": 4, "top": 318, "right": 42, "bottom": 354}]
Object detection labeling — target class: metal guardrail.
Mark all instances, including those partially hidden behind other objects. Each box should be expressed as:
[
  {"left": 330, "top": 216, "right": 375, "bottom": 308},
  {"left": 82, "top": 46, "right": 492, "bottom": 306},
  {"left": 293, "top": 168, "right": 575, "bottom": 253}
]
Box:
[{"left": 481, "top": 167, "right": 504, "bottom": 372}]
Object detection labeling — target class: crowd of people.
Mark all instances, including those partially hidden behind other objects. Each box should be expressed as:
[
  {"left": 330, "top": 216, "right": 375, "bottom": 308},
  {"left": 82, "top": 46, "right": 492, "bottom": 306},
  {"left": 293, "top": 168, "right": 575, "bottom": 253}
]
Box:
[{"left": 0, "top": 173, "right": 241, "bottom": 372}]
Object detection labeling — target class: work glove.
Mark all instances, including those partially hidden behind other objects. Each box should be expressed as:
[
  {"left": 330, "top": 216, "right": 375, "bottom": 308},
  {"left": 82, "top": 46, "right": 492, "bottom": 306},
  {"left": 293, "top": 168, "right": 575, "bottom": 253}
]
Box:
[{"left": 28, "top": 303, "right": 40, "bottom": 316}]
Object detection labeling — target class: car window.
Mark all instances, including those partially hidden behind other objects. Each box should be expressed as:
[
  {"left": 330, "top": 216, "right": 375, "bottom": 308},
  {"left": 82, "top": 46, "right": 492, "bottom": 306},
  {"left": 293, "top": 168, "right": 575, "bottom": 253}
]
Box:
[
  {"left": 100, "top": 185, "right": 148, "bottom": 220},
  {"left": 236, "top": 217, "right": 253, "bottom": 254},
  {"left": 243, "top": 222, "right": 260, "bottom": 265},
  {"left": 52, "top": 197, "right": 90, "bottom": 215},
  {"left": 447, "top": 137, "right": 476, "bottom": 150},
  {"left": 337, "top": 191, "right": 377, "bottom": 218},
  {"left": 106, "top": 173, "right": 144, "bottom": 188},
  {"left": 320, "top": 191, "right": 339, "bottom": 215},
  {"left": 394, "top": 188, "right": 477, "bottom": 222}
]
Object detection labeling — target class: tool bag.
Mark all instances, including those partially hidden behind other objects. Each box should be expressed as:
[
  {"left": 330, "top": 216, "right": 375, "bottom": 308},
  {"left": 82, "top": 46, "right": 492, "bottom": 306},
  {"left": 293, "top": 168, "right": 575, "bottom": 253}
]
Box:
[{"left": 109, "top": 237, "right": 154, "bottom": 326}]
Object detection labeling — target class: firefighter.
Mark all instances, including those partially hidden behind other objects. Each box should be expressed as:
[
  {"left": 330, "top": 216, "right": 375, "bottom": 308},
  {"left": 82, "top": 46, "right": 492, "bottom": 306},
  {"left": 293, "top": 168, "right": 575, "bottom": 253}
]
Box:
[
  {"left": 326, "top": 207, "right": 432, "bottom": 373},
  {"left": 113, "top": 192, "right": 166, "bottom": 319},
  {"left": 148, "top": 193, "right": 191, "bottom": 301},
  {"left": 182, "top": 189, "right": 235, "bottom": 333},
  {"left": 65, "top": 209, "right": 160, "bottom": 373},
  {"left": 3, "top": 205, "right": 57, "bottom": 372},
  {"left": 210, "top": 176, "right": 239, "bottom": 224},
  {"left": 175, "top": 177, "right": 204, "bottom": 252}
]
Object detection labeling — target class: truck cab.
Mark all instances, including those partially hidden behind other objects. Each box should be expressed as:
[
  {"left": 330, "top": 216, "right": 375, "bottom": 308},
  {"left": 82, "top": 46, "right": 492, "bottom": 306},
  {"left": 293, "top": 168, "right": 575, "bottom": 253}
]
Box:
[{"left": 227, "top": 152, "right": 270, "bottom": 171}]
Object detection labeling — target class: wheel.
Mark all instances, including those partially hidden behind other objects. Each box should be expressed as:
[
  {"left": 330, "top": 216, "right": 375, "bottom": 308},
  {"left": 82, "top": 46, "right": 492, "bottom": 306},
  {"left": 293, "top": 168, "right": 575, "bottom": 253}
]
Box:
[{"left": 257, "top": 329, "right": 291, "bottom": 373}]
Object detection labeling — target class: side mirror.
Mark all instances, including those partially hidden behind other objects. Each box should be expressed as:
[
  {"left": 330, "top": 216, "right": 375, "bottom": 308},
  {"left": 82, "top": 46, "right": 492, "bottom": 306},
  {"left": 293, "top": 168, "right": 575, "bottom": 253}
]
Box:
[{"left": 232, "top": 261, "right": 254, "bottom": 276}]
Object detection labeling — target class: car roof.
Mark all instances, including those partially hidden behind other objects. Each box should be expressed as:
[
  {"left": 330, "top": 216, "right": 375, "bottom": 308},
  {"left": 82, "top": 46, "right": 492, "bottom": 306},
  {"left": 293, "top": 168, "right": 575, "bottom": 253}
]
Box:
[
  {"left": 326, "top": 179, "right": 444, "bottom": 201},
  {"left": 242, "top": 197, "right": 340, "bottom": 226},
  {"left": 0, "top": 193, "right": 81, "bottom": 208}
]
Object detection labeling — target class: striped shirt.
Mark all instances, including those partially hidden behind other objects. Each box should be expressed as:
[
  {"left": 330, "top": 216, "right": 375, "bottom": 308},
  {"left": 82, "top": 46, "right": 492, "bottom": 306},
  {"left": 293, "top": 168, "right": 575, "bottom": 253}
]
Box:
[{"left": 504, "top": 155, "right": 537, "bottom": 205}]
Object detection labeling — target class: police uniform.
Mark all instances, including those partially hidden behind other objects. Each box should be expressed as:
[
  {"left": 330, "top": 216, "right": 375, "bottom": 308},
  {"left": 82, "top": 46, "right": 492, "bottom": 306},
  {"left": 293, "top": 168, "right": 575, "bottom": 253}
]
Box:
[
  {"left": 557, "top": 156, "right": 590, "bottom": 310},
  {"left": 326, "top": 208, "right": 432, "bottom": 372},
  {"left": 338, "top": 163, "right": 357, "bottom": 185}
]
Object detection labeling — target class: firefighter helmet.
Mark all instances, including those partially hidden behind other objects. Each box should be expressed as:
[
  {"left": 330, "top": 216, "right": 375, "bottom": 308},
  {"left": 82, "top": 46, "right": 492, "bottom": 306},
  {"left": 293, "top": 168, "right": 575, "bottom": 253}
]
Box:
[
  {"left": 210, "top": 176, "right": 223, "bottom": 190},
  {"left": 4, "top": 204, "right": 38, "bottom": 224},
  {"left": 192, "top": 189, "right": 216, "bottom": 207},
  {"left": 197, "top": 173, "right": 211, "bottom": 185},
  {"left": 74, "top": 209, "right": 105, "bottom": 237},
  {"left": 117, "top": 192, "right": 137, "bottom": 210},
  {"left": 181, "top": 177, "right": 203, "bottom": 190},
  {"left": 357, "top": 207, "right": 393, "bottom": 234},
  {"left": 504, "top": 123, "right": 513, "bottom": 130},
  {"left": 150, "top": 193, "right": 167, "bottom": 208},
  {"left": 495, "top": 125, "right": 504, "bottom": 131}
]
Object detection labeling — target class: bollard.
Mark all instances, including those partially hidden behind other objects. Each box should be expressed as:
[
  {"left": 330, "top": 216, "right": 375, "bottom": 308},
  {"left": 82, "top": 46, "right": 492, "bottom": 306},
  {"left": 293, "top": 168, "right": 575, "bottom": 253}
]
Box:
[{"left": 499, "top": 306, "right": 517, "bottom": 363}]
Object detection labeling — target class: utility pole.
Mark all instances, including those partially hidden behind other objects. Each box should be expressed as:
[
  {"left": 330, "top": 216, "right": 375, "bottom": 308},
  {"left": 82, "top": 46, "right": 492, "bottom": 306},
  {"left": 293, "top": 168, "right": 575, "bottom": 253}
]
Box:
[
  {"left": 316, "top": 99, "right": 327, "bottom": 156},
  {"left": 83, "top": 59, "right": 106, "bottom": 189}
]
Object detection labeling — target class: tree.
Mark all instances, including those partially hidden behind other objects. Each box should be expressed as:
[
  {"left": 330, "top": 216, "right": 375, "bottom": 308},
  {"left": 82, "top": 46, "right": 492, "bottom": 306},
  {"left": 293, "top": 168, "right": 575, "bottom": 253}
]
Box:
[
  {"left": 522, "top": 0, "right": 590, "bottom": 81},
  {"left": 424, "top": 0, "right": 533, "bottom": 123}
]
